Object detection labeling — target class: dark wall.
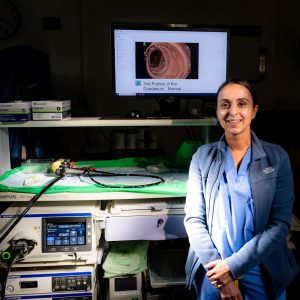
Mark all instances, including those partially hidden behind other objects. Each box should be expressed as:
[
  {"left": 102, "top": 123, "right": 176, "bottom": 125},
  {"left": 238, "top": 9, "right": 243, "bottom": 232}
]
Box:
[{"left": 252, "top": 110, "right": 300, "bottom": 218}]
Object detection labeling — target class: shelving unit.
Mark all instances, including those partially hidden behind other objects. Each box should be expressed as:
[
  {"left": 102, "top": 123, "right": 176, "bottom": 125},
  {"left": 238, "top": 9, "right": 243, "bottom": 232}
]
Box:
[
  {"left": 0, "top": 117, "right": 217, "bottom": 299},
  {"left": 0, "top": 117, "right": 217, "bottom": 175}
]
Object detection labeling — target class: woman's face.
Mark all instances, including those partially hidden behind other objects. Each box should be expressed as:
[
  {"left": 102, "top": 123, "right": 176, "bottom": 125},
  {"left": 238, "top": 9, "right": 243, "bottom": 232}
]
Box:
[{"left": 216, "top": 83, "right": 258, "bottom": 136}]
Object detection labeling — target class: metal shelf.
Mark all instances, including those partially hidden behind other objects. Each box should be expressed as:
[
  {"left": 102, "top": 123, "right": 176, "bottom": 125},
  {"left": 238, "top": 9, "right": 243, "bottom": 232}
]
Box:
[
  {"left": 0, "top": 117, "right": 217, "bottom": 175},
  {"left": 0, "top": 117, "right": 217, "bottom": 128}
]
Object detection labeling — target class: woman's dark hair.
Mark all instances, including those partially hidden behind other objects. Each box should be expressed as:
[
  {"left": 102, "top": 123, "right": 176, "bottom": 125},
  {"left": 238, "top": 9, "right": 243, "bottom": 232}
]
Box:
[{"left": 216, "top": 79, "right": 258, "bottom": 106}]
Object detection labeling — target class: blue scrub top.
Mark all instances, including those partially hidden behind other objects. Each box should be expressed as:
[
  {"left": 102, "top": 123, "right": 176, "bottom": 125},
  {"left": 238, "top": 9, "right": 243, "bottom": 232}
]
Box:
[{"left": 211, "top": 145, "right": 254, "bottom": 259}]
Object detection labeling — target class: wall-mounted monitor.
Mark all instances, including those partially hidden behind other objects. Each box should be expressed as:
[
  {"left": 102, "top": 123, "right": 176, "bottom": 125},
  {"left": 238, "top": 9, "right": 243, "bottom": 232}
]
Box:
[{"left": 111, "top": 23, "right": 229, "bottom": 100}]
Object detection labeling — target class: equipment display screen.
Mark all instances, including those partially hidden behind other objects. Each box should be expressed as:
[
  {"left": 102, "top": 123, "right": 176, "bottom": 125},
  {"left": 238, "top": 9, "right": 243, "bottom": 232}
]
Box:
[
  {"left": 115, "top": 276, "right": 137, "bottom": 291},
  {"left": 46, "top": 221, "right": 86, "bottom": 246},
  {"left": 42, "top": 217, "right": 92, "bottom": 252}
]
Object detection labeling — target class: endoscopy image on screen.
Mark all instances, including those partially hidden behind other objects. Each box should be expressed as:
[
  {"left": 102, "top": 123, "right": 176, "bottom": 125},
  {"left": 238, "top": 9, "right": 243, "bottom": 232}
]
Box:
[{"left": 135, "top": 42, "right": 199, "bottom": 79}]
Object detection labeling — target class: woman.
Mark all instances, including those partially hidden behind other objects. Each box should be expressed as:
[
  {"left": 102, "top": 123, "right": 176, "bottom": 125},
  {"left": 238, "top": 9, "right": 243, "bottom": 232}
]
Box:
[{"left": 184, "top": 79, "right": 299, "bottom": 300}]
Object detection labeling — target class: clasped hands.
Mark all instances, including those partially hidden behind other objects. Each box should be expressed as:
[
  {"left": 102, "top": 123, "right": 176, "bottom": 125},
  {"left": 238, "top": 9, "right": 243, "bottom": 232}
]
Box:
[{"left": 205, "top": 259, "right": 243, "bottom": 300}]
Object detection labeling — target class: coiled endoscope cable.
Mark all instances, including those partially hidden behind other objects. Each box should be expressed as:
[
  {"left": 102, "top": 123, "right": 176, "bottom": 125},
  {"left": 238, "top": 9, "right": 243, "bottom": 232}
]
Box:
[{"left": 68, "top": 166, "right": 165, "bottom": 188}]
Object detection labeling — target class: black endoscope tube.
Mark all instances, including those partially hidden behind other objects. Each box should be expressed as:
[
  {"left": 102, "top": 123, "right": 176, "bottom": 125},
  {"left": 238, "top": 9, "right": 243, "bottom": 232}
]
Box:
[
  {"left": 0, "top": 175, "right": 64, "bottom": 245},
  {"left": 87, "top": 168, "right": 165, "bottom": 188},
  {"left": 68, "top": 166, "right": 166, "bottom": 189}
]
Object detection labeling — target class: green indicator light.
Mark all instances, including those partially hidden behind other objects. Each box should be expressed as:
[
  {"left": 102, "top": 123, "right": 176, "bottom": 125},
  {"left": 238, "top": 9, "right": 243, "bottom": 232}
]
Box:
[{"left": 1, "top": 251, "right": 11, "bottom": 260}]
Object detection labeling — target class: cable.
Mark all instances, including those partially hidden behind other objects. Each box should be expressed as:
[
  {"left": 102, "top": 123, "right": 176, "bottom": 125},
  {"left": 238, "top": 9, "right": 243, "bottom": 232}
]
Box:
[
  {"left": 88, "top": 170, "right": 165, "bottom": 188},
  {"left": 0, "top": 239, "right": 37, "bottom": 300},
  {"left": 0, "top": 167, "right": 65, "bottom": 300},
  {"left": 0, "top": 172, "right": 65, "bottom": 245},
  {"left": 67, "top": 166, "right": 165, "bottom": 189}
]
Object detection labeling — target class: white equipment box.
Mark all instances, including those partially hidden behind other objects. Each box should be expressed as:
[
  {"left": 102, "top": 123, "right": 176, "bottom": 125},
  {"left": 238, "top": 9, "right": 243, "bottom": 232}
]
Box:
[
  {"left": 5, "top": 265, "right": 98, "bottom": 299},
  {"left": 0, "top": 201, "right": 102, "bottom": 267},
  {"left": 4, "top": 292, "right": 94, "bottom": 300},
  {"left": 104, "top": 198, "right": 187, "bottom": 241}
]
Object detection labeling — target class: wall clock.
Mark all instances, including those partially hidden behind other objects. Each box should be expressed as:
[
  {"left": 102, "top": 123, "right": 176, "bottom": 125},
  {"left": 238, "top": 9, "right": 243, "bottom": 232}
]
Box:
[{"left": 0, "top": 0, "right": 21, "bottom": 40}]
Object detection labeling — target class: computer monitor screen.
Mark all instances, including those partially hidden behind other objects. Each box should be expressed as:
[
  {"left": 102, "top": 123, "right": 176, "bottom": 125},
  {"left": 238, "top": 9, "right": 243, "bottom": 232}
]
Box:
[{"left": 112, "top": 24, "right": 229, "bottom": 99}]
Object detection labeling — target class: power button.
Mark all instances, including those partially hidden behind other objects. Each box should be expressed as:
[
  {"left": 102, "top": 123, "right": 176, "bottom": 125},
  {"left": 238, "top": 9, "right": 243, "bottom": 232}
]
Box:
[{"left": 6, "top": 285, "right": 14, "bottom": 292}]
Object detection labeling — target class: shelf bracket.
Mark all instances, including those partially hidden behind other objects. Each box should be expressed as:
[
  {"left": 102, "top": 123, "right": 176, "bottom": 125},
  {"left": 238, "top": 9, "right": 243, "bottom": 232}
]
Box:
[
  {"left": 202, "top": 126, "right": 211, "bottom": 144},
  {"left": 0, "top": 128, "right": 11, "bottom": 175}
]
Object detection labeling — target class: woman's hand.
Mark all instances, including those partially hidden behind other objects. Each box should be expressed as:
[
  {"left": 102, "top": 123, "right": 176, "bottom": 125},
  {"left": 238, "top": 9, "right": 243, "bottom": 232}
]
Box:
[
  {"left": 205, "top": 259, "right": 234, "bottom": 288},
  {"left": 219, "top": 280, "right": 243, "bottom": 300},
  {"left": 205, "top": 260, "right": 243, "bottom": 299}
]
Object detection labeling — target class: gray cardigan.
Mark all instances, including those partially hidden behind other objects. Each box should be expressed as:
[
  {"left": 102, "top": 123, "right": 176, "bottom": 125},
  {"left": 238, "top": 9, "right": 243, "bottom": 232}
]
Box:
[{"left": 184, "top": 131, "right": 299, "bottom": 298}]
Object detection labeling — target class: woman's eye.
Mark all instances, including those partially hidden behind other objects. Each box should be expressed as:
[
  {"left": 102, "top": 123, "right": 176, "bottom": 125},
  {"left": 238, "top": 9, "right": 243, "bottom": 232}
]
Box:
[{"left": 220, "top": 103, "right": 230, "bottom": 109}]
